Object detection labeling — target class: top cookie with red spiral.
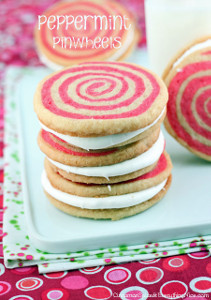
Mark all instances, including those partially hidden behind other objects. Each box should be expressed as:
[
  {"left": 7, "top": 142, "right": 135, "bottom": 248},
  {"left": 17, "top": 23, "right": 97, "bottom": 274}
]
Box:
[
  {"left": 34, "top": 62, "right": 168, "bottom": 137},
  {"left": 163, "top": 37, "right": 211, "bottom": 161}
]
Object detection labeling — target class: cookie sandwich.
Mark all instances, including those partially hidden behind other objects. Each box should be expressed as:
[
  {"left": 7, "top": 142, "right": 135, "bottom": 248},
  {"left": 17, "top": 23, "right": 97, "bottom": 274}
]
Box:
[
  {"left": 34, "top": 62, "right": 172, "bottom": 220},
  {"left": 163, "top": 37, "right": 211, "bottom": 161}
]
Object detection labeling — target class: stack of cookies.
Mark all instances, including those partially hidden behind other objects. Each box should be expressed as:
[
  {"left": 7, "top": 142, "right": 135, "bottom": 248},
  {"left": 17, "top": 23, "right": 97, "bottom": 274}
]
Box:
[{"left": 34, "top": 62, "right": 172, "bottom": 220}]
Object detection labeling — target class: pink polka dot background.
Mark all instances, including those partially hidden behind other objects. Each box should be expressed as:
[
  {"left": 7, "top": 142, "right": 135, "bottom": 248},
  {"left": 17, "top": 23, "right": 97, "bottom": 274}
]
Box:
[{"left": 0, "top": 0, "right": 210, "bottom": 299}]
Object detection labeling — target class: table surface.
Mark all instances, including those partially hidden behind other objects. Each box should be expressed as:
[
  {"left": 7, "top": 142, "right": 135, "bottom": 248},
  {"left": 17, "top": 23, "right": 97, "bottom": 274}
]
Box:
[{"left": 0, "top": 0, "right": 210, "bottom": 299}]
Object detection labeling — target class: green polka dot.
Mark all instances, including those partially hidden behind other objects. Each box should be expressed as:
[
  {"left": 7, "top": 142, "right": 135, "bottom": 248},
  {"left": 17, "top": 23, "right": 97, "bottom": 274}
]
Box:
[
  {"left": 96, "top": 253, "right": 104, "bottom": 258},
  {"left": 76, "top": 260, "right": 85, "bottom": 263},
  {"left": 10, "top": 101, "right": 16, "bottom": 110},
  {"left": 11, "top": 152, "right": 19, "bottom": 162},
  {"left": 10, "top": 219, "right": 17, "bottom": 224},
  {"left": 119, "top": 245, "right": 128, "bottom": 251},
  {"left": 173, "top": 241, "right": 182, "bottom": 247}
]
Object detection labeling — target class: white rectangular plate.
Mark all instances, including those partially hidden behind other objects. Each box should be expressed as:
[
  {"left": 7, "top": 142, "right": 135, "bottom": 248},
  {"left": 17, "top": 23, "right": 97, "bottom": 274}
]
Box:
[{"left": 17, "top": 50, "right": 211, "bottom": 253}]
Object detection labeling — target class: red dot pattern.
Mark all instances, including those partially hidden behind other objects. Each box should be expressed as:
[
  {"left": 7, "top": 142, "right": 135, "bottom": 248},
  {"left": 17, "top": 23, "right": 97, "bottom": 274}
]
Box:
[{"left": 0, "top": 254, "right": 210, "bottom": 299}]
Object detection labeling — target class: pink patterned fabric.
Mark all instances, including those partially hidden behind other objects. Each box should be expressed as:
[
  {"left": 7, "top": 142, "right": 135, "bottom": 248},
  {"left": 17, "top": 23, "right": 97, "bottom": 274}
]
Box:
[{"left": 0, "top": 0, "right": 210, "bottom": 298}]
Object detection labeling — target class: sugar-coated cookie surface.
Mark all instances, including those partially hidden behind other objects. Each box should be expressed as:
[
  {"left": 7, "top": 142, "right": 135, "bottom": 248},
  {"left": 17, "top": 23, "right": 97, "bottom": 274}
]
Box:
[
  {"left": 34, "top": 62, "right": 168, "bottom": 137},
  {"left": 35, "top": 0, "right": 139, "bottom": 69},
  {"left": 163, "top": 37, "right": 211, "bottom": 161}
]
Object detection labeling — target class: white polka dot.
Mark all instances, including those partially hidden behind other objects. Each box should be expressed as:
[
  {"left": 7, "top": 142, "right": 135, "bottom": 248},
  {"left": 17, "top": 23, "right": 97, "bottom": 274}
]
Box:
[
  {"left": 136, "top": 267, "right": 164, "bottom": 285},
  {"left": 47, "top": 290, "right": 63, "bottom": 300},
  {"left": 104, "top": 267, "right": 131, "bottom": 285},
  {"left": 189, "top": 277, "right": 211, "bottom": 293},
  {"left": 16, "top": 277, "right": 43, "bottom": 291},
  {"left": 188, "top": 252, "right": 210, "bottom": 259},
  {"left": 168, "top": 258, "right": 184, "bottom": 267},
  {"left": 80, "top": 266, "right": 104, "bottom": 274},
  {"left": 9, "top": 296, "right": 34, "bottom": 300},
  {"left": 139, "top": 259, "right": 160, "bottom": 264},
  {"left": 119, "top": 286, "right": 149, "bottom": 300},
  {"left": 160, "top": 281, "right": 188, "bottom": 299},
  {"left": 84, "top": 285, "right": 112, "bottom": 300},
  {"left": 43, "top": 271, "right": 67, "bottom": 279}
]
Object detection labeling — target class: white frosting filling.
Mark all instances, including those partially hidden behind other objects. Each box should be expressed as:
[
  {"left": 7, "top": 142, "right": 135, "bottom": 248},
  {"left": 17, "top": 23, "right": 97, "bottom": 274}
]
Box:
[
  {"left": 40, "top": 108, "right": 165, "bottom": 151},
  {"left": 174, "top": 39, "right": 211, "bottom": 68},
  {"left": 39, "top": 27, "right": 135, "bottom": 71},
  {"left": 42, "top": 170, "right": 167, "bottom": 209},
  {"left": 48, "top": 131, "right": 165, "bottom": 179}
]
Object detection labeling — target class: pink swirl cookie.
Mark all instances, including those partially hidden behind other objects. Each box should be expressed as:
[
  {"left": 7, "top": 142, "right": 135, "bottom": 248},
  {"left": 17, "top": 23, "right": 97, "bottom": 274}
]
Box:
[
  {"left": 34, "top": 62, "right": 168, "bottom": 137},
  {"left": 45, "top": 151, "right": 172, "bottom": 197},
  {"left": 45, "top": 176, "right": 172, "bottom": 220},
  {"left": 43, "top": 151, "right": 172, "bottom": 220},
  {"left": 38, "top": 127, "right": 160, "bottom": 167},
  {"left": 163, "top": 37, "right": 211, "bottom": 161},
  {"left": 35, "top": 0, "right": 140, "bottom": 69}
]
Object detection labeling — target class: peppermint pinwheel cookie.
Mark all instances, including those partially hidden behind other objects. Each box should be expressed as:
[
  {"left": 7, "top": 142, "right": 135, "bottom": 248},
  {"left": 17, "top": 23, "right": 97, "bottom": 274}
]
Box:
[
  {"left": 43, "top": 130, "right": 166, "bottom": 184},
  {"left": 43, "top": 152, "right": 172, "bottom": 220},
  {"left": 163, "top": 37, "right": 211, "bottom": 161},
  {"left": 38, "top": 127, "right": 160, "bottom": 167},
  {"left": 34, "top": 62, "right": 168, "bottom": 138},
  {"left": 34, "top": 61, "right": 171, "bottom": 220},
  {"left": 35, "top": 0, "right": 139, "bottom": 70}
]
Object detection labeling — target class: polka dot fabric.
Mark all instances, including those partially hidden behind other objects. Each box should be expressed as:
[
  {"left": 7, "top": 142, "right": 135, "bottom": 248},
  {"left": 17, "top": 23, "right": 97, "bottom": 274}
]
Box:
[
  {"left": 0, "top": 0, "right": 210, "bottom": 299},
  {"left": 0, "top": 256, "right": 210, "bottom": 298}
]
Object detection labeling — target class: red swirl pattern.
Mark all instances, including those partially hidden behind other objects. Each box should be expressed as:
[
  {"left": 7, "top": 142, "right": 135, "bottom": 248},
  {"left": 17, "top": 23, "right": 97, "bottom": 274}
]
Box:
[
  {"left": 128, "top": 152, "right": 167, "bottom": 183},
  {"left": 167, "top": 62, "right": 211, "bottom": 156},
  {"left": 38, "top": 0, "right": 132, "bottom": 60},
  {"left": 41, "top": 62, "right": 160, "bottom": 119}
]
